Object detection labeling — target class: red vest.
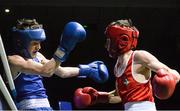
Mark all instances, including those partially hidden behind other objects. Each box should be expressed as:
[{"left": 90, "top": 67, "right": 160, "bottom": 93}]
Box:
[{"left": 115, "top": 52, "right": 154, "bottom": 104}]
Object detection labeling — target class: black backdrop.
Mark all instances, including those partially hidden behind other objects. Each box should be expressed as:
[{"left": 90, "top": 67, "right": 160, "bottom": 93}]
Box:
[{"left": 0, "top": 2, "right": 180, "bottom": 110}]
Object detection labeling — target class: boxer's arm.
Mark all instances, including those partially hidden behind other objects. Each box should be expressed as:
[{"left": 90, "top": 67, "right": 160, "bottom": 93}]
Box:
[
  {"left": 53, "top": 60, "right": 110, "bottom": 80},
  {"left": 36, "top": 52, "right": 80, "bottom": 78},
  {"left": 18, "top": 51, "right": 80, "bottom": 78},
  {"left": 74, "top": 87, "right": 121, "bottom": 109},
  {"left": 54, "top": 66, "right": 79, "bottom": 78},
  {"left": 8, "top": 53, "right": 60, "bottom": 77},
  {"left": 134, "top": 50, "right": 180, "bottom": 82}
]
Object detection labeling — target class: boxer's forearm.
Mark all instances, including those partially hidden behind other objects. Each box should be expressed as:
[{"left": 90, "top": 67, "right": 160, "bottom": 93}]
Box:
[
  {"left": 108, "top": 90, "right": 122, "bottom": 104},
  {"left": 109, "top": 95, "right": 122, "bottom": 104},
  {"left": 55, "top": 66, "right": 79, "bottom": 78}
]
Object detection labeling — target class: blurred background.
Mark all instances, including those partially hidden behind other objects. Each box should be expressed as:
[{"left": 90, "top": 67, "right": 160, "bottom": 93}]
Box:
[{"left": 0, "top": 0, "right": 180, "bottom": 110}]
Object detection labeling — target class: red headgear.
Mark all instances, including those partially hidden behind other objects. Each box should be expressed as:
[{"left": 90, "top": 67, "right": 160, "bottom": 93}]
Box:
[{"left": 105, "top": 20, "right": 139, "bottom": 58}]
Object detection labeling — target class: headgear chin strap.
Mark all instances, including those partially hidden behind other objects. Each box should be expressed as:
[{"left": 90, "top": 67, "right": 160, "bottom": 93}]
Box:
[
  {"left": 12, "top": 28, "right": 46, "bottom": 58},
  {"left": 105, "top": 21, "right": 139, "bottom": 58}
]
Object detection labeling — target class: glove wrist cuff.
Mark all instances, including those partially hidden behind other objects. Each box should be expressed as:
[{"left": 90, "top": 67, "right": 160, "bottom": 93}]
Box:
[
  {"left": 78, "top": 65, "right": 90, "bottom": 76},
  {"left": 53, "top": 47, "right": 68, "bottom": 62},
  {"left": 94, "top": 92, "right": 109, "bottom": 104}
]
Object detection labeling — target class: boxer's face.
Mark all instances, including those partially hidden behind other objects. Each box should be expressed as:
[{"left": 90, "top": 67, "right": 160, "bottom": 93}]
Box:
[{"left": 28, "top": 41, "right": 41, "bottom": 58}]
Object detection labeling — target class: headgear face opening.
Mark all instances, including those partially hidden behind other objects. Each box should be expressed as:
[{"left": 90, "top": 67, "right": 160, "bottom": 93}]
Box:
[
  {"left": 105, "top": 19, "right": 139, "bottom": 58},
  {"left": 12, "top": 19, "right": 46, "bottom": 58}
]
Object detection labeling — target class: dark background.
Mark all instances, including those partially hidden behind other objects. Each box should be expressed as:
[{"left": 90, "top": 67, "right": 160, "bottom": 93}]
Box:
[{"left": 0, "top": 0, "right": 180, "bottom": 110}]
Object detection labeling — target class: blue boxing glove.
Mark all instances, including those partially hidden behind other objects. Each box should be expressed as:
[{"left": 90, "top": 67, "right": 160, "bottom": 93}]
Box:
[
  {"left": 54, "top": 22, "right": 86, "bottom": 62},
  {"left": 79, "top": 61, "right": 109, "bottom": 83}
]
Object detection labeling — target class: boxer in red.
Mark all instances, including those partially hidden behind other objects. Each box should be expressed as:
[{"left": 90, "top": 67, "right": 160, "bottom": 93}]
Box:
[{"left": 73, "top": 19, "right": 180, "bottom": 111}]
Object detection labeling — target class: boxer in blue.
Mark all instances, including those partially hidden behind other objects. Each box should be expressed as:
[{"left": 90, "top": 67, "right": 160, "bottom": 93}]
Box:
[{"left": 7, "top": 19, "right": 109, "bottom": 110}]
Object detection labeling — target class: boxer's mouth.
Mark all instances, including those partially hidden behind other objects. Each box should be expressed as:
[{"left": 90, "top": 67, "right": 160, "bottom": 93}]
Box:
[{"left": 32, "top": 50, "right": 38, "bottom": 54}]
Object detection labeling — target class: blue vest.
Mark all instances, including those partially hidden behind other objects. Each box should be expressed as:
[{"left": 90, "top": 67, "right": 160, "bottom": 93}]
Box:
[{"left": 14, "top": 57, "right": 47, "bottom": 102}]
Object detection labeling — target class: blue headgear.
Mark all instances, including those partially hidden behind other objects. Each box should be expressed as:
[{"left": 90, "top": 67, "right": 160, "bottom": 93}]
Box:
[{"left": 12, "top": 27, "right": 46, "bottom": 58}]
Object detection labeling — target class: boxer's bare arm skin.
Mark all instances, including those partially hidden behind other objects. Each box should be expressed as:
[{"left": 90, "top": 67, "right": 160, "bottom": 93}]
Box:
[
  {"left": 134, "top": 50, "right": 180, "bottom": 81},
  {"left": 8, "top": 52, "right": 60, "bottom": 78},
  {"left": 108, "top": 90, "right": 122, "bottom": 104},
  {"left": 34, "top": 52, "right": 79, "bottom": 78}
]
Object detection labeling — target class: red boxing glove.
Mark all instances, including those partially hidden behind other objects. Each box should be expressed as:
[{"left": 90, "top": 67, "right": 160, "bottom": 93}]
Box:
[
  {"left": 73, "top": 87, "right": 109, "bottom": 109},
  {"left": 152, "top": 69, "right": 176, "bottom": 100}
]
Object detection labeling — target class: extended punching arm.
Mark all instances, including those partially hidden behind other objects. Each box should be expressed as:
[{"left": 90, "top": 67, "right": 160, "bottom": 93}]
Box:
[{"left": 73, "top": 87, "right": 121, "bottom": 109}]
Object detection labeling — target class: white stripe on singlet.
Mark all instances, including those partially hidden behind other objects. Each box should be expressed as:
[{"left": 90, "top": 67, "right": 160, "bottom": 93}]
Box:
[{"left": 17, "top": 98, "right": 51, "bottom": 109}]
